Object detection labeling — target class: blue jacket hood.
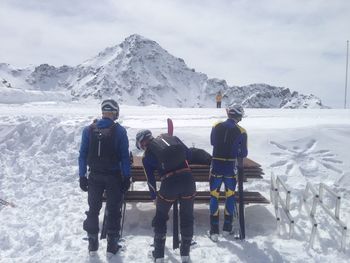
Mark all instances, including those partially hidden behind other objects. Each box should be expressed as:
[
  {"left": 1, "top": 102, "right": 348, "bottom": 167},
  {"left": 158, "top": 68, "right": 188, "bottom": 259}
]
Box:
[{"left": 96, "top": 117, "right": 115, "bottom": 129}]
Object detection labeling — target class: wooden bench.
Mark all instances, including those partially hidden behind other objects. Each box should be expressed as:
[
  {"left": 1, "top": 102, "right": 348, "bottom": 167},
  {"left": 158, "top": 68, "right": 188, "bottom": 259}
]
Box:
[
  {"left": 129, "top": 156, "right": 269, "bottom": 204},
  {"left": 100, "top": 156, "right": 269, "bottom": 240}
]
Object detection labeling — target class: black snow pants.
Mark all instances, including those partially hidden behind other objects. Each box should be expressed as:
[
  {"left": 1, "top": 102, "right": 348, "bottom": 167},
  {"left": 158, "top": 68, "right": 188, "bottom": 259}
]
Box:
[
  {"left": 83, "top": 171, "right": 123, "bottom": 235},
  {"left": 152, "top": 171, "right": 196, "bottom": 257}
]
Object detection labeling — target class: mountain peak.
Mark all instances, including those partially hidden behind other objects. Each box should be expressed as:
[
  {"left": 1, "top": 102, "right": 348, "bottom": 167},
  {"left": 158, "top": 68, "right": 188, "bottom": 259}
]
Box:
[
  {"left": 124, "top": 34, "right": 149, "bottom": 43},
  {"left": 83, "top": 34, "right": 161, "bottom": 68},
  {"left": 119, "top": 34, "right": 159, "bottom": 52}
]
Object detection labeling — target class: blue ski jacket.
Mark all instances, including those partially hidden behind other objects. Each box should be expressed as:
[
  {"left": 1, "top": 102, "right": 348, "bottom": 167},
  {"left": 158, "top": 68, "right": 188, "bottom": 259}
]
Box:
[
  {"left": 210, "top": 118, "right": 248, "bottom": 175},
  {"left": 78, "top": 117, "right": 130, "bottom": 178}
]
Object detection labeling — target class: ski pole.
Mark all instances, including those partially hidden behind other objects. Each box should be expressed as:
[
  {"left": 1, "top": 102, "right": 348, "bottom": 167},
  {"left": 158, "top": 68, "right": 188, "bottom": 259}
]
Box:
[
  {"left": 172, "top": 199, "right": 180, "bottom": 249},
  {"left": 100, "top": 202, "right": 108, "bottom": 240},
  {"left": 120, "top": 194, "right": 127, "bottom": 238},
  {"left": 237, "top": 157, "right": 245, "bottom": 239},
  {"left": 120, "top": 152, "right": 133, "bottom": 238}
]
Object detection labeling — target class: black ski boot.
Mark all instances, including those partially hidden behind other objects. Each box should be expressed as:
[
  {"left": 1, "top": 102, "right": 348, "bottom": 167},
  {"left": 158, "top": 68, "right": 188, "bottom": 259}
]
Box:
[
  {"left": 107, "top": 233, "right": 120, "bottom": 256},
  {"left": 180, "top": 236, "right": 192, "bottom": 263},
  {"left": 209, "top": 215, "right": 219, "bottom": 242},
  {"left": 88, "top": 233, "right": 99, "bottom": 255},
  {"left": 152, "top": 233, "right": 166, "bottom": 262},
  {"left": 223, "top": 215, "right": 233, "bottom": 236}
]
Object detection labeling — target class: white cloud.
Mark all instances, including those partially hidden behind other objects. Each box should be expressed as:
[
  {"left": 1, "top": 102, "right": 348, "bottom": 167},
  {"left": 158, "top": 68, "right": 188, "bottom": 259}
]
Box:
[{"left": 0, "top": 0, "right": 349, "bottom": 107}]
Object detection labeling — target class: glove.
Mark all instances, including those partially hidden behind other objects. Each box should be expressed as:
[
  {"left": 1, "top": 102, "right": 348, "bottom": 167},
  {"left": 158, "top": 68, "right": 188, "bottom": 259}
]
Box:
[
  {"left": 79, "top": 176, "right": 88, "bottom": 192},
  {"left": 121, "top": 177, "right": 131, "bottom": 193}
]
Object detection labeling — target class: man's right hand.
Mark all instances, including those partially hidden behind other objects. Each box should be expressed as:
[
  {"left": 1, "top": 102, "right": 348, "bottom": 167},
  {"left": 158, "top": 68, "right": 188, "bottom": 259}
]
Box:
[{"left": 79, "top": 176, "right": 88, "bottom": 192}]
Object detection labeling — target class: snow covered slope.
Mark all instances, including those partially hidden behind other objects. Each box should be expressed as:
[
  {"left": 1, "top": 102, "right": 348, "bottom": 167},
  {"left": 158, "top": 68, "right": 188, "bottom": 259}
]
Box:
[
  {"left": 0, "top": 35, "right": 325, "bottom": 108},
  {"left": 0, "top": 103, "right": 348, "bottom": 262},
  {"left": 0, "top": 77, "right": 70, "bottom": 104}
]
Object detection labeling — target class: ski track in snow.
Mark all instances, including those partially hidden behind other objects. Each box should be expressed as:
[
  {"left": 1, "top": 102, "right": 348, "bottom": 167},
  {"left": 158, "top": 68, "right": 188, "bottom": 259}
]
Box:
[{"left": 0, "top": 103, "right": 349, "bottom": 263}]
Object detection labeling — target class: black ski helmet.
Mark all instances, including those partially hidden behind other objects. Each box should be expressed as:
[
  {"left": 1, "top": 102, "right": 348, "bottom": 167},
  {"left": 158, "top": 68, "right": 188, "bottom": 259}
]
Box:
[
  {"left": 135, "top": 129, "right": 153, "bottom": 150},
  {"left": 101, "top": 99, "right": 119, "bottom": 119}
]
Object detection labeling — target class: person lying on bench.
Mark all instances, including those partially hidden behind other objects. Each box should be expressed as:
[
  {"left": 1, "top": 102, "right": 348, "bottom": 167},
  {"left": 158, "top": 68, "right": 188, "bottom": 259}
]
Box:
[{"left": 135, "top": 130, "right": 196, "bottom": 263}]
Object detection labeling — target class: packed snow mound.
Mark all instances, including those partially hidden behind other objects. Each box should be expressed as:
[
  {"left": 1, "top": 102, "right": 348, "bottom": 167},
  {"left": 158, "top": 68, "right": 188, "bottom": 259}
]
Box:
[{"left": 0, "top": 35, "right": 326, "bottom": 108}]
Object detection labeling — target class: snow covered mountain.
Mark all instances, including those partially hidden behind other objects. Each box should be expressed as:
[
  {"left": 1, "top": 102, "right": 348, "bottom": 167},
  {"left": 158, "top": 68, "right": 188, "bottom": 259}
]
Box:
[{"left": 0, "top": 34, "right": 325, "bottom": 108}]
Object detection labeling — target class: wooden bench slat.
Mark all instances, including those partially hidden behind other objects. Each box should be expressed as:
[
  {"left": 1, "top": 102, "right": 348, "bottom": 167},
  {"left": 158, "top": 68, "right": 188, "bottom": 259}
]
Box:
[
  {"left": 124, "top": 190, "right": 269, "bottom": 204},
  {"left": 132, "top": 156, "right": 261, "bottom": 168},
  {"left": 131, "top": 168, "right": 264, "bottom": 173},
  {"left": 131, "top": 175, "right": 260, "bottom": 182},
  {"left": 131, "top": 170, "right": 263, "bottom": 182}
]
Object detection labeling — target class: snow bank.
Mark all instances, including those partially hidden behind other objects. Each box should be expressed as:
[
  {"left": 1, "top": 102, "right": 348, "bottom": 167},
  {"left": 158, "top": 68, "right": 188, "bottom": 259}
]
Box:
[
  {"left": 0, "top": 86, "right": 71, "bottom": 104},
  {"left": 0, "top": 103, "right": 349, "bottom": 262}
]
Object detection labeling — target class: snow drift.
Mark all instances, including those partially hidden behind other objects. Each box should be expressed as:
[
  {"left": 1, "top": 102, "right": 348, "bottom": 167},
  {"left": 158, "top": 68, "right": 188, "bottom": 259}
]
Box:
[{"left": 0, "top": 102, "right": 348, "bottom": 262}]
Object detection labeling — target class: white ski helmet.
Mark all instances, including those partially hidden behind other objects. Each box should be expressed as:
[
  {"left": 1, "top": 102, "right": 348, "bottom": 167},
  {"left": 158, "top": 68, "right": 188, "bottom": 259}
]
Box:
[
  {"left": 101, "top": 99, "right": 119, "bottom": 119},
  {"left": 226, "top": 104, "right": 245, "bottom": 119},
  {"left": 135, "top": 129, "right": 153, "bottom": 150}
]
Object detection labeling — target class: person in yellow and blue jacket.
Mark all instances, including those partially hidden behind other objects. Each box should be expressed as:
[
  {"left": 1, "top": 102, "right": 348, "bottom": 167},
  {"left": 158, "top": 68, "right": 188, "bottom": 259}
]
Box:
[{"left": 209, "top": 104, "right": 248, "bottom": 241}]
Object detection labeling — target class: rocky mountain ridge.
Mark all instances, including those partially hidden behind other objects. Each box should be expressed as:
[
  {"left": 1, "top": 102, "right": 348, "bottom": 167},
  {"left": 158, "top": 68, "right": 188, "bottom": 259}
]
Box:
[{"left": 0, "top": 34, "right": 325, "bottom": 108}]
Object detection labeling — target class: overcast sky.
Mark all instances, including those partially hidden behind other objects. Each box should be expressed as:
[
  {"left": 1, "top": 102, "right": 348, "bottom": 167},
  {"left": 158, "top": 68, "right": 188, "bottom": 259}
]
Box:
[{"left": 0, "top": 0, "right": 349, "bottom": 107}]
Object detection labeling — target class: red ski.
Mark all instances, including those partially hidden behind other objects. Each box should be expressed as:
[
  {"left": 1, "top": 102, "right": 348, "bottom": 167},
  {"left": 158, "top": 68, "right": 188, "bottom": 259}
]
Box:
[{"left": 167, "top": 118, "right": 173, "bottom": 136}]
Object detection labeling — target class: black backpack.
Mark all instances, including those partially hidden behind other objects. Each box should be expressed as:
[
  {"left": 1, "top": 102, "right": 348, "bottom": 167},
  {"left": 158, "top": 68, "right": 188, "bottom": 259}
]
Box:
[
  {"left": 87, "top": 122, "right": 117, "bottom": 171},
  {"left": 147, "top": 134, "right": 187, "bottom": 172},
  {"left": 212, "top": 123, "right": 241, "bottom": 159}
]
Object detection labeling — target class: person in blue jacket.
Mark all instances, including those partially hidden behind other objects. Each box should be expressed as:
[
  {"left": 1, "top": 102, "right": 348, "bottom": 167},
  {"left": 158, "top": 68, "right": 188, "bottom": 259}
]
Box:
[
  {"left": 78, "top": 99, "right": 131, "bottom": 256},
  {"left": 135, "top": 130, "right": 196, "bottom": 263},
  {"left": 209, "top": 104, "right": 248, "bottom": 241}
]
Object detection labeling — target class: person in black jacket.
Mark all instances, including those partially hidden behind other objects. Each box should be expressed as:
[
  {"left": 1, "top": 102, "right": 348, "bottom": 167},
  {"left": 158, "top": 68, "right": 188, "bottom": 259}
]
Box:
[
  {"left": 78, "top": 99, "right": 131, "bottom": 256},
  {"left": 135, "top": 130, "right": 196, "bottom": 263}
]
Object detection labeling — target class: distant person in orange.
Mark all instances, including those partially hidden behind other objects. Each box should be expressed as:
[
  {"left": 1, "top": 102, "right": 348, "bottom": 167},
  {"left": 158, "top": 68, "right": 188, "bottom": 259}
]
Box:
[{"left": 216, "top": 91, "right": 222, "bottom": 108}]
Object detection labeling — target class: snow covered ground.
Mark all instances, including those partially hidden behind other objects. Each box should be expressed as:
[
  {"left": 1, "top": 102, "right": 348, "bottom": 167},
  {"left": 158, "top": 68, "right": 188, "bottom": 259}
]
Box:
[{"left": 0, "top": 101, "right": 349, "bottom": 263}]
